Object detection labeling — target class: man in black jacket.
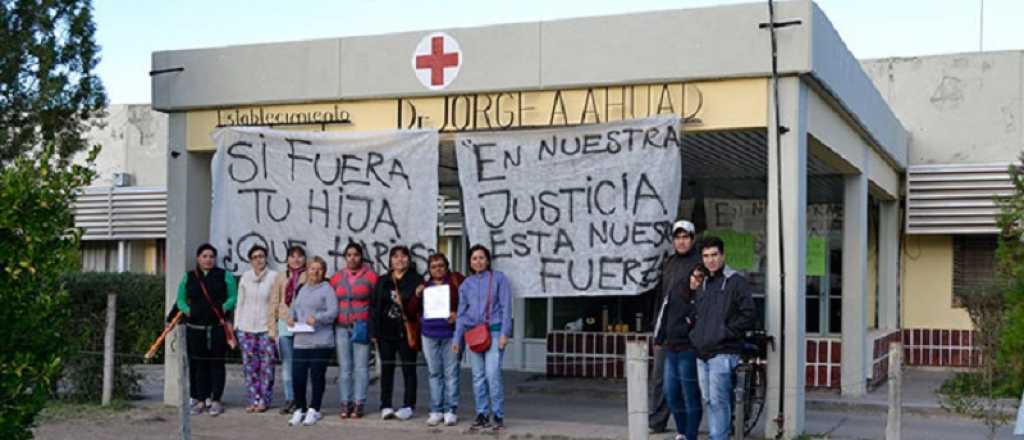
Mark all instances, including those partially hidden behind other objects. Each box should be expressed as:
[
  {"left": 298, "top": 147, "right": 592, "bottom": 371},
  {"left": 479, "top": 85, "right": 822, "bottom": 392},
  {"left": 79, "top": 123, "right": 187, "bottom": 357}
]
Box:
[
  {"left": 651, "top": 219, "right": 703, "bottom": 439},
  {"left": 689, "top": 236, "right": 756, "bottom": 440}
]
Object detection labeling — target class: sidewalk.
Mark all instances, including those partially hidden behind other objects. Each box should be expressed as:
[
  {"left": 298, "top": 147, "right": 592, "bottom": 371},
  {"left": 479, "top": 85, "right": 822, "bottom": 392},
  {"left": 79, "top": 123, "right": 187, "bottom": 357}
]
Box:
[{"left": 132, "top": 364, "right": 1016, "bottom": 439}]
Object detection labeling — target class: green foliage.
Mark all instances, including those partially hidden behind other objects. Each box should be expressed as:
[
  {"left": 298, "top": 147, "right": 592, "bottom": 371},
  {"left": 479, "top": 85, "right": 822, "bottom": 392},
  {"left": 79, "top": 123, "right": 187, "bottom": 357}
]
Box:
[
  {"left": 0, "top": 1, "right": 107, "bottom": 436},
  {"left": 0, "top": 145, "right": 96, "bottom": 440},
  {"left": 940, "top": 156, "right": 1024, "bottom": 440},
  {"left": 0, "top": 0, "right": 107, "bottom": 165},
  {"left": 939, "top": 282, "right": 1013, "bottom": 439},
  {"left": 59, "top": 272, "right": 166, "bottom": 402},
  {"left": 996, "top": 154, "right": 1024, "bottom": 393}
]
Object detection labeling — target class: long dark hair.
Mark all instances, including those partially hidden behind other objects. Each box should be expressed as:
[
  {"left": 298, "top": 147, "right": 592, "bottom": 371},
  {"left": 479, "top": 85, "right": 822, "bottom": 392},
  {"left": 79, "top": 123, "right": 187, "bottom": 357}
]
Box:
[
  {"left": 388, "top": 245, "right": 418, "bottom": 278},
  {"left": 467, "top": 244, "right": 491, "bottom": 274}
]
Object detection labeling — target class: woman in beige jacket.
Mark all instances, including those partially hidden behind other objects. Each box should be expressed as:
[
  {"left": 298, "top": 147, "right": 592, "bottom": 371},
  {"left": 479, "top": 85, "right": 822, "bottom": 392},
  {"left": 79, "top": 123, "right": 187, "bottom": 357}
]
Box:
[
  {"left": 270, "top": 245, "right": 307, "bottom": 414},
  {"left": 235, "top": 245, "right": 279, "bottom": 412}
]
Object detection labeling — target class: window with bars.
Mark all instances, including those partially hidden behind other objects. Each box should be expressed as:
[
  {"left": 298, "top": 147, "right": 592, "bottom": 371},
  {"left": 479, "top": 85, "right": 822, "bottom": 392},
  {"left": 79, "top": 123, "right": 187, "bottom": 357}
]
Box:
[{"left": 952, "top": 235, "right": 999, "bottom": 307}]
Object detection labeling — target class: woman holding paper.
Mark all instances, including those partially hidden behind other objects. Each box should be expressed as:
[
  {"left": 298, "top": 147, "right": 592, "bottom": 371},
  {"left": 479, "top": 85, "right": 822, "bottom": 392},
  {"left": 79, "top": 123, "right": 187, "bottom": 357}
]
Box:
[
  {"left": 269, "top": 245, "right": 307, "bottom": 415},
  {"left": 285, "top": 256, "right": 338, "bottom": 427},
  {"left": 369, "top": 245, "right": 422, "bottom": 421},
  {"left": 415, "top": 253, "right": 465, "bottom": 426},
  {"left": 453, "top": 245, "right": 513, "bottom": 432},
  {"left": 329, "top": 242, "right": 378, "bottom": 419},
  {"left": 234, "top": 245, "right": 278, "bottom": 413}
]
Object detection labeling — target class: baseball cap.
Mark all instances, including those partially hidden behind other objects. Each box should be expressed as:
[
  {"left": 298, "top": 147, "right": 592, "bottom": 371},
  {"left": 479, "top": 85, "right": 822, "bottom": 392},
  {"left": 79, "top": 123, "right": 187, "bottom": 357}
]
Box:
[{"left": 672, "top": 219, "right": 696, "bottom": 236}]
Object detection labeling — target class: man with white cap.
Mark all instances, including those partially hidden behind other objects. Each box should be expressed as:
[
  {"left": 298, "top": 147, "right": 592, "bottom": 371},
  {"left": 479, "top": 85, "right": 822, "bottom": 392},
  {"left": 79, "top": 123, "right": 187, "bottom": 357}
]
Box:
[{"left": 651, "top": 219, "right": 703, "bottom": 440}]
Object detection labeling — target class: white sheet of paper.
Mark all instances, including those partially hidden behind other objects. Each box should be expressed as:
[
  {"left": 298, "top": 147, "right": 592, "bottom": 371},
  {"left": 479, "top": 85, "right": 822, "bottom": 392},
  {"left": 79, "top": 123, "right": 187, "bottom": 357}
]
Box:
[
  {"left": 287, "top": 323, "right": 315, "bottom": 333},
  {"left": 423, "top": 285, "right": 451, "bottom": 320}
]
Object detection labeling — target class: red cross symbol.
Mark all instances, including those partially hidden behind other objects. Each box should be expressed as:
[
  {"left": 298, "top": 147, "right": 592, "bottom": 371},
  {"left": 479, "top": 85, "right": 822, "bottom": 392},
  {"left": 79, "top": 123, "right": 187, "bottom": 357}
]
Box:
[{"left": 415, "top": 36, "right": 460, "bottom": 86}]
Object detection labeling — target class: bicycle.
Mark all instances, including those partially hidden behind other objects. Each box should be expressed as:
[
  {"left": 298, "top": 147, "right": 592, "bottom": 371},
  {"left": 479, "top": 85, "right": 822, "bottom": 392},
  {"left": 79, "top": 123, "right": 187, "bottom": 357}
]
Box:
[{"left": 732, "top": 330, "right": 773, "bottom": 439}]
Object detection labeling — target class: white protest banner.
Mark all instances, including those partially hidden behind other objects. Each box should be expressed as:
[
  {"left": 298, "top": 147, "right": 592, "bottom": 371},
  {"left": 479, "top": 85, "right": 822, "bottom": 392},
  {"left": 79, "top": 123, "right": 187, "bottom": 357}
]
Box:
[
  {"left": 210, "top": 127, "right": 439, "bottom": 274},
  {"left": 456, "top": 116, "right": 682, "bottom": 297}
]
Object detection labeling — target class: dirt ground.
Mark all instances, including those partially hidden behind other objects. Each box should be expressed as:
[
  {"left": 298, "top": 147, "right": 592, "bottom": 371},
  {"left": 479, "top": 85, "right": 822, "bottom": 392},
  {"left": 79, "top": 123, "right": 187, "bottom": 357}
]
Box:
[{"left": 34, "top": 402, "right": 522, "bottom": 440}]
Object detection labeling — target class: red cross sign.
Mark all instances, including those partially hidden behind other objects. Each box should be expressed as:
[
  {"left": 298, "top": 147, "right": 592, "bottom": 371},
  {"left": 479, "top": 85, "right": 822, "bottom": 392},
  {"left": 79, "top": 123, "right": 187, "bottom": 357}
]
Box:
[{"left": 412, "top": 32, "right": 461, "bottom": 90}]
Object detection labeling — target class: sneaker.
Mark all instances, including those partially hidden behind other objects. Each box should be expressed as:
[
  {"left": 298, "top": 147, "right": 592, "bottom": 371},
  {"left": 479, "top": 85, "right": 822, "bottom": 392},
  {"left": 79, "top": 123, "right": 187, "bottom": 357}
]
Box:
[
  {"left": 288, "top": 410, "right": 305, "bottom": 426},
  {"left": 302, "top": 409, "right": 322, "bottom": 426},
  {"left": 396, "top": 407, "right": 413, "bottom": 420},
  {"left": 443, "top": 411, "right": 458, "bottom": 426},
  {"left": 189, "top": 400, "right": 205, "bottom": 416},
  {"left": 279, "top": 400, "right": 296, "bottom": 415},
  {"left": 381, "top": 407, "right": 395, "bottom": 420},
  {"left": 492, "top": 415, "right": 505, "bottom": 431},
  {"left": 469, "top": 413, "right": 490, "bottom": 431},
  {"left": 208, "top": 401, "right": 224, "bottom": 417},
  {"left": 673, "top": 435, "right": 685, "bottom": 440},
  {"left": 426, "top": 412, "right": 443, "bottom": 426}
]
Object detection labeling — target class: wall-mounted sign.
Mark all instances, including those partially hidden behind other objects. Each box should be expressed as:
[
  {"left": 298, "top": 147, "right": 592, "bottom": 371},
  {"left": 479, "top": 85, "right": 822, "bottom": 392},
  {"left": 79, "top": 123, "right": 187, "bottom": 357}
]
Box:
[
  {"left": 412, "top": 32, "right": 462, "bottom": 91},
  {"left": 215, "top": 104, "right": 352, "bottom": 127},
  {"left": 397, "top": 83, "right": 704, "bottom": 133}
]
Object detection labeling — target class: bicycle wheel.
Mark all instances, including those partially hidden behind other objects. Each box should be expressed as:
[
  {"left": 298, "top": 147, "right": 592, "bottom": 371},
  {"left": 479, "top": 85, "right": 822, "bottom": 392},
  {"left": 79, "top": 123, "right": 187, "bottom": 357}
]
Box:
[{"left": 742, "top": 364, "right": 767, "bottom": 437}]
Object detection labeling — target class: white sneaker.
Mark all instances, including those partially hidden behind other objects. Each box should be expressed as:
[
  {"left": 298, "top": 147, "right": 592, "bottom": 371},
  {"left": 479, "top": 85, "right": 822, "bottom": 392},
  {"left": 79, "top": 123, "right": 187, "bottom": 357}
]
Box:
[
  {"left": 426, "top": 412, "right": 443, "bottom": 426},
  {"left": 288, "top": 410, "right": 305, "bottom": 426},
  {"left": 396, "top": 407, "right": 413, "bottom": 420},
  {"left": 443, "top": 412, "right": 458, "bottom": 426},
  {"left": 381, "top": 407, "right": 395, "bottom": 419},
  {"left": 302, "top": 409, "right": 322, "bottom": 426}
]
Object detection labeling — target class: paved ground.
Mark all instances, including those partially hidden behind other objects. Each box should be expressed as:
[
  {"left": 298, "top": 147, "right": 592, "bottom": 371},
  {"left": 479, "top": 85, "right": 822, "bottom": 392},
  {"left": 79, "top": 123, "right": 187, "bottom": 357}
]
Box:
[{"left": 33, "top": 365, "right": 1019, "bottom": 439}]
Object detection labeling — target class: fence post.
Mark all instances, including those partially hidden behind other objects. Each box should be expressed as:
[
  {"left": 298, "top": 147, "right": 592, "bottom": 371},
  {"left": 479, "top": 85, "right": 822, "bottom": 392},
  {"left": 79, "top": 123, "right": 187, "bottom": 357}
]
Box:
[
  {"left": 885, "top": 342, "right": 903, "bottom": 440},
  {"left": 101, "top": 293, "right": 117, "bottom": 406},
  {"left": 626, "top": 340, "right": 649, "bottom": 440},
  {"left": 178, "top": 325, "right": 191, "bottom": 440}
]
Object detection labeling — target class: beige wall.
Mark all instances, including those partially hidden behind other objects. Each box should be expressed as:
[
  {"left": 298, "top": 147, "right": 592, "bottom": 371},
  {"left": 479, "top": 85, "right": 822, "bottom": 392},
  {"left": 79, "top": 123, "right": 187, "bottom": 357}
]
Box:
[
  {"left": 901, "top": 235, "right": 972, "bottom": 329},
  {"left": 185, "top": 78, "right": 768, "bottom": 151}
]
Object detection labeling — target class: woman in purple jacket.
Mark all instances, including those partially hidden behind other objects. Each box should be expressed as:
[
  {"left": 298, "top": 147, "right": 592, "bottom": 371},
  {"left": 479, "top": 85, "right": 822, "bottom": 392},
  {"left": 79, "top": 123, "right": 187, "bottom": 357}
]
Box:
[
  {"left": 416, "top": 253, "right": 464, "bottom": 427},
  {"left": 453, "top": 245, "right": 512, "bottom": 432}
]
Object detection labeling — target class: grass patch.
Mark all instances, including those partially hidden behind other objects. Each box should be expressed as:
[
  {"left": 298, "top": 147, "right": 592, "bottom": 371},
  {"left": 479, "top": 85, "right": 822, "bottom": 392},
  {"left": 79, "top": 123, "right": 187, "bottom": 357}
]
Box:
[{"left": 38, "top": 399, "right": 132, "bottom": 423}]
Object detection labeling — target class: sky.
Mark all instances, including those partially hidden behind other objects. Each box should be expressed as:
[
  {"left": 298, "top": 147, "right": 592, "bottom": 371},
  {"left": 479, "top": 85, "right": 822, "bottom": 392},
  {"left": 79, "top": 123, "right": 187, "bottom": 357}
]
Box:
[{"left": 94, "top": 0, "right": 1023, "bottom": 104}]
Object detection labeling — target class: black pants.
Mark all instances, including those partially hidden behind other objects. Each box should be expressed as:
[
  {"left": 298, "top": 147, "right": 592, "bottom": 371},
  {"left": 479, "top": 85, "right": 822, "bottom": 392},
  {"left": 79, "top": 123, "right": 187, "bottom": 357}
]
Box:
[
  {"left": 186, "top": 325, "right": 227, "bottom": 401},
  {"left": 379, "top": 339, "right": 417, "bottom": 410},
  {"left": 293, "top": 347, "right": 331, "bottom": 412},
  {"left": 649, "top": 345, "right": 671, "bottom": 430}
]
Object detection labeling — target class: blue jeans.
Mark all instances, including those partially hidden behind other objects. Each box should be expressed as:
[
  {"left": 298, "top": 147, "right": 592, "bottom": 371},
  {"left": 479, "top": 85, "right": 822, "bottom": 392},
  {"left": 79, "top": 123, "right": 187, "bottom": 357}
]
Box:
[
  {"left": 468, "top": 331, "right": 504, "bottom": 418},
  {"left": 697, "top": 354, "right": 740, "bottom": 440},
  {"left": 664, "top": 350, "right": 702, "bottom": 440},
  {"left": 335, "top": 326, "right": 370, "bottom": 405},
  {"left": 422, "top": 335, "right": 460, "bottom": 414},
  {"left": 277, "top": 335, "right": 294, "bottom": 401}
]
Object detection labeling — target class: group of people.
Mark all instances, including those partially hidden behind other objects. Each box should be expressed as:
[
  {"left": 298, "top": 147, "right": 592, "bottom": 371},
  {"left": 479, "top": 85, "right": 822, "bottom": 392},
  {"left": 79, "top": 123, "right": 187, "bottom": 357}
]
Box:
[
  {"left": 649, "top": 220, "right": 757, "bottom": 440},
  {"left": 173, "top": 216, "right": 752, "bottom": 439},
  {"left": 174, "top": 242, "right": 513, "bottom": 431}
]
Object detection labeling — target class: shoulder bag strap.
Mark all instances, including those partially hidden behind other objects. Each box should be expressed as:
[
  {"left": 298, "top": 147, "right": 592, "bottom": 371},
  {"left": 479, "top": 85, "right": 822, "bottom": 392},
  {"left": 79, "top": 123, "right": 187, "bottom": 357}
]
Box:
[{"left": 193, "top": 271, "right": 229, "bottom": 326}]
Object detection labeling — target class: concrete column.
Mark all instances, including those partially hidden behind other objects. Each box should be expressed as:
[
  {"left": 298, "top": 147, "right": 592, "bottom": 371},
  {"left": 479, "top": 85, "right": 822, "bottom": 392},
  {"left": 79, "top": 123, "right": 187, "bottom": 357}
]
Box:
[
  {"left": 117, "top": 240, "right": 126, "bottom": 273},
  {"left": 878, "top": 200, "right": 900, "bottom": 330},
  {"left": 513, "top": 296, "right": 525, "bottom": 370},
  {"left": 841, "top": 172, "right": 868, "bottom": 397},
  {"left": 764, "top": 76, "right": 808, "bottom": 439},
  {"left": 163, "top": 113, "right": 213, "bottom": 406}
]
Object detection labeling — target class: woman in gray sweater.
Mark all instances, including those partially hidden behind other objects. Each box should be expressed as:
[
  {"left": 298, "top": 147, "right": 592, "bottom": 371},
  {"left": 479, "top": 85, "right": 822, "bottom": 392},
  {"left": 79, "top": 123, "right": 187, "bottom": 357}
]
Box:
[{"left": 286, "top": 256, "right": 338, "bottom": 427}]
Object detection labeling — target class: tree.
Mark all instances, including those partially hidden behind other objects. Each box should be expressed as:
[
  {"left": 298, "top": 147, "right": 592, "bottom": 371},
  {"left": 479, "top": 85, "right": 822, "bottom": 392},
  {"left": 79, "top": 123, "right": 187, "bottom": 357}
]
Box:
[
  {"left": 0, "top": 1, "right": 105, "bottom": 438},
  {"left": 997, "top": 154, "right": 1024, "bottom": 393},
  {"left": 0, "top": 0, "right": 107, "bottom": 165}
]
